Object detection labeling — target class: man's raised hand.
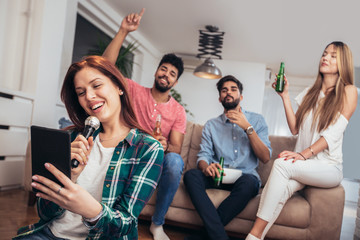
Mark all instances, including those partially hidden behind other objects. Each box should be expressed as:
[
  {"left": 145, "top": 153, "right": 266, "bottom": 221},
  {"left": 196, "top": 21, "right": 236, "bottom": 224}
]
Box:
[{"left": 121, "top": 8, "right": 145, "bottom": 33}]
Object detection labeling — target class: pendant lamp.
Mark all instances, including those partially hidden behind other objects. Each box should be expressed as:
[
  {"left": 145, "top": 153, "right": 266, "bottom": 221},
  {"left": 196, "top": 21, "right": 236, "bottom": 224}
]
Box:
[
  {"left": 193, "top": 58, "right": 222, "bottom": 79},
  {"left": 193, "top": 25, "right": 225, "bottom": 79}
]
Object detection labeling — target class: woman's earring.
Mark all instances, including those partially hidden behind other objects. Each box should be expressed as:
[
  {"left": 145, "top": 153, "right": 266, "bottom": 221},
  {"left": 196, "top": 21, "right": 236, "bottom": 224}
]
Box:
[{"left": 119, "top": 90, "right": 124, "bottom": 96}]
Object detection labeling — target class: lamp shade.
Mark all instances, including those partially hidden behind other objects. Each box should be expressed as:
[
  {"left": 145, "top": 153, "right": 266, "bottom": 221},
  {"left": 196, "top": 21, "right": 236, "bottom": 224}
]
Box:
[{"left": 193, "top": 58, "right": 222, "bottom": 79}]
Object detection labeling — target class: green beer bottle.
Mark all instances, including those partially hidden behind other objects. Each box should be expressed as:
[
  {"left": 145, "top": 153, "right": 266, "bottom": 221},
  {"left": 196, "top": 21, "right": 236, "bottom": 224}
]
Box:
[
  {"left": 275, "top": 62, "right": 285, "bottom": 92},
  {"left": 214, "top": 157, "right": 224, "bottom": 188}
]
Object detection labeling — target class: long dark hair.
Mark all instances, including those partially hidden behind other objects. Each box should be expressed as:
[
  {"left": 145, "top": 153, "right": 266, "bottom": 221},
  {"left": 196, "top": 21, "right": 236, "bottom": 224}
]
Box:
[{"left": 61, "top": 55, "right": 144, "bottom": 133}]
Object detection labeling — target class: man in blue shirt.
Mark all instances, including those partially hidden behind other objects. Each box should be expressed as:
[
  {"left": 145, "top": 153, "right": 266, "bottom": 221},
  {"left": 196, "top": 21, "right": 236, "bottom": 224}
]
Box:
[{"left": 184, "top": 75, "right": 272, "bottom": 240}]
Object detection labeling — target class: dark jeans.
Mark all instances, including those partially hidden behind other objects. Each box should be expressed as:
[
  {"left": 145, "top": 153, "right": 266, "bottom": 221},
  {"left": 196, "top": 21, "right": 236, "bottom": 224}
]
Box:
[
  {"left": 14, "top": 226, "right": 68, "bottom": 240},
  {"left": 184, "top": 169, "right": 260, "bottom": 240}
]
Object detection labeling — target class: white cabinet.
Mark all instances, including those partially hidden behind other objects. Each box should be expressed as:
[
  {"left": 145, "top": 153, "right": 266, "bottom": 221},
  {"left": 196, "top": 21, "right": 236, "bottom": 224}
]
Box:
[{"left": 0, "top": 90, "right": 33, "bottom": 189}]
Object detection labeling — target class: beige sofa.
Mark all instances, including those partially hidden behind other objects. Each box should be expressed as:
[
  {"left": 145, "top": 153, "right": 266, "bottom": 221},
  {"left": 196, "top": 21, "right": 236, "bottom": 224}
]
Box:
[{"left": 140, "top": 121, "right": 345, "bottom": 240}]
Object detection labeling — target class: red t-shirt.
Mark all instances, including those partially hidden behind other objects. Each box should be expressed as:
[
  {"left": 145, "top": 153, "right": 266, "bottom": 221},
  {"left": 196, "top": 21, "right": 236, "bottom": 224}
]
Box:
[{"left": 126, "top": 78, "right": 186, "bottom": 139}]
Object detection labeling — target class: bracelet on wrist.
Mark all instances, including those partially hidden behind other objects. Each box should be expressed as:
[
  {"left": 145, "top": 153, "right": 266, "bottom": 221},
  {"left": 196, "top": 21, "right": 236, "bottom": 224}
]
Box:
[
  {"left": 308, "top": 147, "right": 314, "bottom": 156},
  {"left": 297, "top": 152, "right": 306, "bottom": 160}
]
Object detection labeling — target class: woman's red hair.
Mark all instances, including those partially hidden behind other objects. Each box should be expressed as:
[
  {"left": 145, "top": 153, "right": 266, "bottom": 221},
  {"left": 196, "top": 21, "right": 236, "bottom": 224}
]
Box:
[{"left": 61, "top": 55, "right": 145, "bottom": 133}]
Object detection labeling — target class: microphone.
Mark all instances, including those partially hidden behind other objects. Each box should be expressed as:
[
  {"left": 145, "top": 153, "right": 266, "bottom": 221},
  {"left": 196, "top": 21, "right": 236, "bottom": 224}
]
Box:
[{"left": 71, "top": 116, "right": 100, "bottom": 168}]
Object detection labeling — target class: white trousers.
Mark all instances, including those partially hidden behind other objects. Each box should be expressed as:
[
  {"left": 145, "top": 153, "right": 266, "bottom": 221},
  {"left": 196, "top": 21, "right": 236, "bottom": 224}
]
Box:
[{"left": 256, "top": 158, "right": 343, "bottom": 239}]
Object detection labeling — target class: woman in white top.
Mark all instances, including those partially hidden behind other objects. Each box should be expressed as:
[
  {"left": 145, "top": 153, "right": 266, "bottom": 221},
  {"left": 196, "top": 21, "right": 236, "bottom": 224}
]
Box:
[{"left": 246, "top": 41, "right": 358, "bottom": 240}]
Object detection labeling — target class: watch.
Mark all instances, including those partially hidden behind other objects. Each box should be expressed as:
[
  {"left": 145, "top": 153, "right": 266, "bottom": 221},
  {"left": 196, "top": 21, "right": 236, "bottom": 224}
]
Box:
[{"left": 245, "top": 125, "right": 254, "bottom": 135}]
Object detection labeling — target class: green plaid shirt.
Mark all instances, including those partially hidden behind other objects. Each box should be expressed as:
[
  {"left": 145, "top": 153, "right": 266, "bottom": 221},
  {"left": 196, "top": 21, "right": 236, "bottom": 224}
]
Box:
[{"left": 15, "top": 128, "right": 164, "bottom": 240}]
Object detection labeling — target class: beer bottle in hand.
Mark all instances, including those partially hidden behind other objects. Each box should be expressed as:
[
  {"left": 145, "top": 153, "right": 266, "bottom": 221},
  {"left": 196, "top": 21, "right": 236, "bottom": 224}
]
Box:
[
  {"left": 153, "top": 114, "right": 162, "bottom": 137},
  {"left": 214, "top": 157, "right": 224, "bottom": 188},
  {"left": 275, "top": 62, "right": 285, "bottom": 92}
]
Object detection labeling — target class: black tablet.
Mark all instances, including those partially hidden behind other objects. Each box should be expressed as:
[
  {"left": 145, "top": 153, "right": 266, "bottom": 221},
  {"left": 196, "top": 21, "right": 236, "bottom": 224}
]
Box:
[{"left": 31, "top": 125, "right": 71, "bottom": 193}]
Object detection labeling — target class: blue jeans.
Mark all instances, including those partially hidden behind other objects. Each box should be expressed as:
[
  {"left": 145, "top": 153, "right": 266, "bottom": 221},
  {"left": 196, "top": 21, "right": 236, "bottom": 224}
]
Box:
[
  {"left": 152, "top": 152, "right": 184, "bottom": 225},
  {"left": 14, "top": 226, "right": 68, "bottom": 240},
  {"left": 184, "top": 169, "right": 260, "bottom": 240}
]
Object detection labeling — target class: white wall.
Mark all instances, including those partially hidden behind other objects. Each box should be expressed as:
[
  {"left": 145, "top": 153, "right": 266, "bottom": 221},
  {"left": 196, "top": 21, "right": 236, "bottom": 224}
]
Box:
[
  {"left": 342, "top": 79, "right": 360, "bottom": 180},
  {"left": 0, "top": 0, "right": 30, "bottom": 92},
  {"left": 32, "top": 0, "right": 78, "bottom": 128},
  {"left": 77, "top": 0, "right": 160, "bottom": 87},
  {"left": 135, "top": 52, "right": 159, "bottom": 88},
  {"left": 262, "top": 75, "right": 314, "bottom": 136},
  {"left": 175, "top": 59, "right": 266, "bottom": 125},
  {"left": 0, "top": 0, "right": 78, "bottom": 128}
]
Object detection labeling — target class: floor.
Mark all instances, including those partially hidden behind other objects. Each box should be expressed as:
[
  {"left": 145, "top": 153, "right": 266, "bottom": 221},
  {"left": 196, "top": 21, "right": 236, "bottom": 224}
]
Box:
[
  {"left": 0, "top": 178, "right": 358, "bottom": 240},
  {"left": 0, "top": 189, "right": 194, "bottom": 240}
]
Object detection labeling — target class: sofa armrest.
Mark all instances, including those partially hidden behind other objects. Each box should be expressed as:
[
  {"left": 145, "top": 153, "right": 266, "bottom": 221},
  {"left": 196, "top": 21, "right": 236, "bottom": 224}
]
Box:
[{"left": 303, "top": 185, "right": 345, "bottom": 240}]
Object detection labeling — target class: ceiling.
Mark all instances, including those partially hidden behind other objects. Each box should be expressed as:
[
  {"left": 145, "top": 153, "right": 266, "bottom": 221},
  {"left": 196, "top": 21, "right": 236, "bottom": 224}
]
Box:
[{"left": 103, "top": 0, "right": 360, "bottom": 78}]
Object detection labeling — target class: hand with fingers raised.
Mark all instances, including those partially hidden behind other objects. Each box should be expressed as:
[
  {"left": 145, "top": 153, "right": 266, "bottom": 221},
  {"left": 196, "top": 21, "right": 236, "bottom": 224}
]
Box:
[{"left": 120, "top": 8, "right": 145, "bottom": 34}]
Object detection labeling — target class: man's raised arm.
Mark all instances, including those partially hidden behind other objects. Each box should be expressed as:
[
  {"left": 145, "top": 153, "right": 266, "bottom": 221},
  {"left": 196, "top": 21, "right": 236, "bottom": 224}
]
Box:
[{"left": 103, "top": 8, "right": 145, "bottom": 65}]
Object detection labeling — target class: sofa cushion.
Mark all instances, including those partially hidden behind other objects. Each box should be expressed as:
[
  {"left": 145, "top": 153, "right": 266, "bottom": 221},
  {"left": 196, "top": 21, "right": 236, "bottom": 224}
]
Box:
[
  {"left": 168, "top": 183, "right": 311, "bottom": 229},
  {"left": 257, "top": 135, "right": 297, "bottom": 186},
  {"left": 184, "top": 123, "right": 203, "bottom": 172},
  {"left": 181, "top": 121, "right": 195, "bottom": 169},
  {"left": 237, "top": 189, "right": 310, "bottom": 228}
]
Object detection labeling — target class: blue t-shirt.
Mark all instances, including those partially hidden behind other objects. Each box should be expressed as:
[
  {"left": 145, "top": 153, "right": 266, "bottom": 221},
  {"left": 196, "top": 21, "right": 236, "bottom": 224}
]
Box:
[{"left": 197, "top": 110, "right": 272, "bottom": 184}]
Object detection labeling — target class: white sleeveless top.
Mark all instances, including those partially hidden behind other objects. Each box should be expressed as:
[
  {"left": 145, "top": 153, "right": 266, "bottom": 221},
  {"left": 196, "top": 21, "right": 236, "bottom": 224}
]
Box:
[
  {"left": 48, "top": 137, "right": 114, "bottom": 239},
  {"left": 294, "top": 88, "right": 348, "bottom": 169}
]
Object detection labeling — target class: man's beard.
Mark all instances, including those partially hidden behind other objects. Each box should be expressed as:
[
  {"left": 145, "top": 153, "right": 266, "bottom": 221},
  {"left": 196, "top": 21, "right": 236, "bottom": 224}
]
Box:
[
  {"left": 221, "top": 96, "right": 240, "bottom": 110},
  {"left": 154, "top": 77, "right": 172, "bottom": 93}
]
